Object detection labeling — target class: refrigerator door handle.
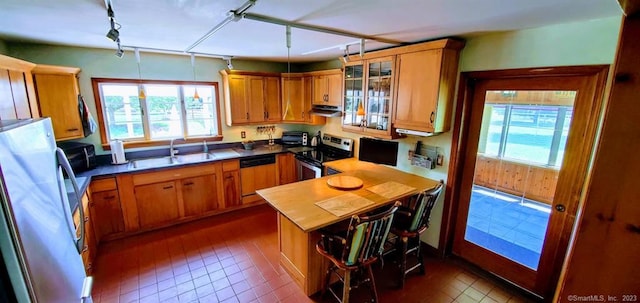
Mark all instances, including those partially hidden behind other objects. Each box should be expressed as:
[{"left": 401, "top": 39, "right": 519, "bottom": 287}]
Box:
[{"left": 56, "top": 148, "right": 85, "bottom": 254}]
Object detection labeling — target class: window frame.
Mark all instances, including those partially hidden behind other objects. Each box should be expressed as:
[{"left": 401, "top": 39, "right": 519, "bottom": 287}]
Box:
[
  {"left": 91, "top": 78, "right": 223, "bottom": 150},
  {"left": 479, "top": 102, "right": 573, "bottom": 168}
]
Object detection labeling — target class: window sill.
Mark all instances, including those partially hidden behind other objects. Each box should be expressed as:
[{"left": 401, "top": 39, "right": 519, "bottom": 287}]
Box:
[{"left": 102, "top": 135, "right": 224, "bottom": 150}]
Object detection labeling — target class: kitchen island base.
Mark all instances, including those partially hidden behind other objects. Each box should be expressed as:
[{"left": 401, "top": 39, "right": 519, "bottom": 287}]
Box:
[{"left": 278, "top": 213, "right": 328, "bottom": 296}]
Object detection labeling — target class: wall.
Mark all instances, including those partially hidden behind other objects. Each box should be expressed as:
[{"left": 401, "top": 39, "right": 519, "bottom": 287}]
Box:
[
  {"left": 0, "top": 40, "right": 7, "bottom": 55},
  {"left": 320, "top": 15, "right": 622, "bottom": 249},
  {"left": 6, "top": 43, "right": 310, "bottom": 154}
]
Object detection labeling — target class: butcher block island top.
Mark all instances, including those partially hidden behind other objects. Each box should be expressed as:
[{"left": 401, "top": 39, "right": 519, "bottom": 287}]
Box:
[{"left": 257, "top": 160, "right": 440, "bottom": 232}]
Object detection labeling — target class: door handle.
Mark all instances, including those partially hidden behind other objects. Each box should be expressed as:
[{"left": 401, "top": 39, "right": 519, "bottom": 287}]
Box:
[{"left": 555, "top": 204, "right": 566, "bottom": 212}]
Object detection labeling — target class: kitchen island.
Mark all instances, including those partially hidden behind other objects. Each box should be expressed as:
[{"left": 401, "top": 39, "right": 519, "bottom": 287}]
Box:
[{"left": 256, "top": 160, "right": 440, "bottom": 295}]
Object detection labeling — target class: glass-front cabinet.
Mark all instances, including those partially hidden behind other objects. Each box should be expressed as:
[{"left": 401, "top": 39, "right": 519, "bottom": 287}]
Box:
[{"left": 342, "top": 56, "right": 399, "bottom": 139}]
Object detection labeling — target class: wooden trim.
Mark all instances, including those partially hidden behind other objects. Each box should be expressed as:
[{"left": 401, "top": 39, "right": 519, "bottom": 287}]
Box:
[
  {"left": 0, "top": 54, "right": 36, "bottom": 72},
  {"left": 618, "top": 0, "right": 640, "bottom": 16},
  {"left": 445, "top": 65, "right": 609, "bottom": 298},
  {"left": 32, "top": 64, "right": 80, "bottom": 75},
  {"left": 555, "top": 14, "right": 640, "bottom": 300},
  {"left": 91, "top": 77, "right": 223, "bottom": 149},
  {"left": 219, "top": 69, "right": 281, "bottom": 77},
  {"left": 343, "top": 38, "right": 465, "bottom": 63}
]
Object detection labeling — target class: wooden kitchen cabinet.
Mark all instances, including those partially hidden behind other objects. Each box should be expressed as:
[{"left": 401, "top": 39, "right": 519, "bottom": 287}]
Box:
[
  {"left": 277, "top": 153, "right": 297, "bottom": 185},
  {"left": 73, "top": 191, "right": 96, "bottom": 274},
  {"left": 311, "top": 70, "right": 342, "bottom": 107},
  {"left": 117, "top": 162, "right": 223, "bottom": 232},
  {"left": 280, "top": 73, "right": 326, "bottom": 125},
  {"left": 89, "top": 177, "right": 125, "bottom": 243},
  {"left": 222, "top": 160, "right": 241, "bottom": 208},
  {"left": 220, "top": 70, "right": 281, "bottom": 125},
  {"left": 342, "top": 56, "right": 401, "bottom": 139},
  {"left": 135, "top": 181, "right": 180, "bottom": 229},
  {"left": 393, "top": 39, "right": 464, "bottom": 133},
  {"left": 181, "top": 174, "right": 219, "bottom": 217},
  {"left": 240, "top": 163, "right": 277, "bottom": 205},
  {"left": 32, "top": 64, "right": 83, "bottom": 141},
  {"left": 0, "top": 54, "right": 39, "bottom": 120}
]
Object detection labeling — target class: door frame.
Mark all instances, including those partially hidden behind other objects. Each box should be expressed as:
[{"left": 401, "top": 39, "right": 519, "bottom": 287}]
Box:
[{"left": 440, "top": 65, "right": 609, "bottom": 298}]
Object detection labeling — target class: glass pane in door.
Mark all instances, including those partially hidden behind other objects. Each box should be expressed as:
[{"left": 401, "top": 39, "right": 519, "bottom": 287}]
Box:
[
  {"left": 464, "top": 90, "right": 576, "bottom": 270},
  {"left": 343, "top": 64, "right": 364, "bottom": 127}
]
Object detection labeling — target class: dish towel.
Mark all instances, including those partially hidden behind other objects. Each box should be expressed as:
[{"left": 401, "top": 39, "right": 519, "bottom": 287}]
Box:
[{"left": 78, "top": 94, "right": 97, "bottom": 137}]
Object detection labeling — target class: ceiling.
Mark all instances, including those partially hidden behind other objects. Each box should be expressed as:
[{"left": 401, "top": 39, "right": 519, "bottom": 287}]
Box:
[{"left": 0, "top": 0, "right": 622, "bottom": 63}]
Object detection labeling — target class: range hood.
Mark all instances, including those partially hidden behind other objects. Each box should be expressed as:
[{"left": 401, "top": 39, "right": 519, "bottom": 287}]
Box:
[
  {"left": 310, "top": 105, "right": 342, "bottom": 117},
  {"left": 396, "top": 128, "right": 440, "bottom": 137}
]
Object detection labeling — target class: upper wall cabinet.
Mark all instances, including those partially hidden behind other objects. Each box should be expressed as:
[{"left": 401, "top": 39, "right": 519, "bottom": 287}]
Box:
[
  {"left": 0, "top": 54, "right": 39, "bottom": 120},
  {"left": 280, "top": 73, "right": 326, "bottom": 125},
  {"left": 341, "top": 38, "right": 464, "bottom": 139},
  {"left": 32, "top": 64, "right": 83, "bottom": 141},
  {"left": 220, "top": 70, "right": 281, "bottom": 126},
  {"left": 393, "top": 39, "right": 465, "bottom": 134},
  {"left": 342, "top": 56, "right": 399, "bottom": 139},
  {"left": 311, "top": 69, "right": 342, "bottom": 108}
]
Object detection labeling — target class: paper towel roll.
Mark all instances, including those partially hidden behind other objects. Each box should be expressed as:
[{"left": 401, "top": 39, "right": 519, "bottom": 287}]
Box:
[{"left": 110, "top": 140, "right": 127, "bottom": 164}]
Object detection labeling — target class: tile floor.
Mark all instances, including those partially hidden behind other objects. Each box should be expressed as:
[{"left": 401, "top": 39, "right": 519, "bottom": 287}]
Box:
[
  {"left": 464, "top": 185, "right": 551, "bottom": 269},
  {"left": 92, "top": 204, "right": 537, "bottom": 303}
]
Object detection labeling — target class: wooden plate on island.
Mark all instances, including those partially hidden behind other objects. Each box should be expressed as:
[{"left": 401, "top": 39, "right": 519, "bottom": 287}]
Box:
[{"left": 327, "top": 176, "right": 363, "bottom": 190}]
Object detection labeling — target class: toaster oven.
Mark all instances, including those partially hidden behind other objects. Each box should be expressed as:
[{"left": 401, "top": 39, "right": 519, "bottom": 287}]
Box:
[{"left": 57, "top": 141, "right": 97, "bottom": 173}]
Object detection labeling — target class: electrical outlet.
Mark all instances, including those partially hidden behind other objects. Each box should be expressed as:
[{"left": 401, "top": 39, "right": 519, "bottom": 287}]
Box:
[
  {"left": 437, "top": 154, "right": 444, "bottom": 166},
  {"left": 241, "top": 131, "right": 246, "bottom": 139}
]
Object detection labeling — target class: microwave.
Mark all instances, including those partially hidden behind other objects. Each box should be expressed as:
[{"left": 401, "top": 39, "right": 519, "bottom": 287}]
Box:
[{"left": 58, "top": 141, "right": 97, "bottom": 173}]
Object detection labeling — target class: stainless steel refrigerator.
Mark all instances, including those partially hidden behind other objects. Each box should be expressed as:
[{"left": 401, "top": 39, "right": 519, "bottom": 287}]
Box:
[{"left": 0, "top": 118, "right": 92, "bottom": 303}]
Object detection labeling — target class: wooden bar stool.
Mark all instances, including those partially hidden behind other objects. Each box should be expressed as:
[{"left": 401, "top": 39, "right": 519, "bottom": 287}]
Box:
[
  {"left": 388, "top": 181, "right": 444, "bottom": 288},
  {"left": 315, "top": 202, "right": 401, "bottom": 303}
]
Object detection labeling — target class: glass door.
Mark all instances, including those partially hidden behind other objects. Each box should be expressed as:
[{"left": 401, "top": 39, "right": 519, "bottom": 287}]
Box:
[{"left": 452, "top": 70, "right": 607, "bottom": 298}]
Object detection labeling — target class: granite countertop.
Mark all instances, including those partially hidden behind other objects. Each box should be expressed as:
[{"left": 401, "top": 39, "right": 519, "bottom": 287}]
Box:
[{"left": 75, "top": 143, "right": 297, "bottom": 180}]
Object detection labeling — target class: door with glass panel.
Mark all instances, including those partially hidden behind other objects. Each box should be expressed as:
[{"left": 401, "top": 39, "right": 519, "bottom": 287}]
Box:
[{"left": 452, "top": 68, "right": 607, "bottom": 298}]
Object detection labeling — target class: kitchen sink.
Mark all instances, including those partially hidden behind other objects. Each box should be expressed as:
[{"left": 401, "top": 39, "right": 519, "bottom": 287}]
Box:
[
  {"left": 177, "top": 152, "right": 214, "bottom": 163},
  {"left": 131, "top": 156, "right": 180, "bottom": 169},
  {"left": 210, "top": 148, "right": 241, "bottom": 159}
]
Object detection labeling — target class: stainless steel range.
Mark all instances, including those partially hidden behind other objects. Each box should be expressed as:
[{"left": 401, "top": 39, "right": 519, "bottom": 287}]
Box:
[{"left": 290, "top": 133, "right": 354, "bottom": 180}]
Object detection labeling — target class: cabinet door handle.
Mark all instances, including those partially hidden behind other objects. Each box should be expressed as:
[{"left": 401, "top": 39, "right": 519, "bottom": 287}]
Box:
[
  {"left": 430, "top": 111, "right": 435, "bottom": 123},
  {"left": 82, "top": 245, "right": 88, "bottom": 253},
  {"left": 84, "top": 216, "right": 89, "bottom": 223},
  {"left": 302, "top": 112, "right": 305, "bottom": 119},
  {"left": 163, "top": 185, "right": 174, "bottom": 190},
  {"left": 104, "top": 195, "right": 116, "bottom": 200},
  {"left": 225, "top": 175, "right": 234, "bottom": 180},
  {"left": 183, "top": 182, "right": 194, "bottom": 186},
  {"left": 246, "top": 113, "right": 249, "bottom": 119},
  {"left": 67, "top": 128, "right": 79, "bottom": 132}
]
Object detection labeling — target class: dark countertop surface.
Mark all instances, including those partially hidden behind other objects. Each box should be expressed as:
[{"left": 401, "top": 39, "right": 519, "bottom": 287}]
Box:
[{"left": 75, "top": 144, "right": 298, "bottom": 180}]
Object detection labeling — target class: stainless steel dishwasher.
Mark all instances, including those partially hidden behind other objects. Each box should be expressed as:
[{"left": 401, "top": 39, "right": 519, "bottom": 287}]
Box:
[{"left": 239, "top": 154, "right": 277, "bottom": 204}]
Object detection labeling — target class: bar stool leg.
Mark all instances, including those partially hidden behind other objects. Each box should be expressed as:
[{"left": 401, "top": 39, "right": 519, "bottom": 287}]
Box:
[
  {"left": 400, "top": 236, "right": 409, "bottom": 289},
  {"left": 343, "top": 270, "right": 351, "bottom": 303},
  {"left": 367, "top": 264, "right": 379, "bottom": 302}
]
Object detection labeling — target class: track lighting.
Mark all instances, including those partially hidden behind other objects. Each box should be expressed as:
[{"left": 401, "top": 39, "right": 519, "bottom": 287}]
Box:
[
  {"left": 224, "top": 57, "right": 234, "bottom": 69},
  {"left": 115, "top": 40, "right": 124, "bottom": 58}
]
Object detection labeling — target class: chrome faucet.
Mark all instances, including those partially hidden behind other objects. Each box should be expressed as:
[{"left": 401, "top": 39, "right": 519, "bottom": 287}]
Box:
[{"left": 170, "top": 138, "right": 185, "bottom": 158}]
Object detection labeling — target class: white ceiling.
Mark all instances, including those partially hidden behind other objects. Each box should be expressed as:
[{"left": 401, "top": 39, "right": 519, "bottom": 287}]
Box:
[{"left": 0, "top": 0, "right": 622, "bottom": 62}]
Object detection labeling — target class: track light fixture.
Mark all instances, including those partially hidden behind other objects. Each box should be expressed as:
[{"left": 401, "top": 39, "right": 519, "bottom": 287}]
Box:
[
  {"left": 115, "top": 40, "right": 124, "bottom": 58},
  {"left": 223, "top": 56, "right": 234, "bottom": 69},
  {"left": 105, "top": 1, "right": 123, "bottom": 57}
]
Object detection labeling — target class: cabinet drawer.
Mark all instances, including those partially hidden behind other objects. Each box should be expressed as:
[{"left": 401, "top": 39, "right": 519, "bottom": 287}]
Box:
[
  {"left": 91, "top": 178, "right": 117, "bottom": 192},
  {"left": 132, "top": 164, "right": 217, "bottom": 186},
  {"left": 222, "top": 160, "right": 239, "bottom": 172}
]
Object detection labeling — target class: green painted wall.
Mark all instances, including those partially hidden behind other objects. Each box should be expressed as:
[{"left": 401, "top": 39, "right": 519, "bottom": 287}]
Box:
[
  {"left": 461, "top": 16, "right": 621, "bottom": 71},
  {"left": 6, "top": 43, "right": 310, "bottom": 154},
  {"left": 0, "top": 40, "right": 7, "bottom": 54}
]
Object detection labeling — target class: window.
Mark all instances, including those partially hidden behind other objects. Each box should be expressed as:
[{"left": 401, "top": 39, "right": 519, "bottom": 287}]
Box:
[
  {"left": 478, "top": 90, "right": 575, "bottom": 168},
  {"left": 92, "top": 78, "right": 221, "bottom": 148}
]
